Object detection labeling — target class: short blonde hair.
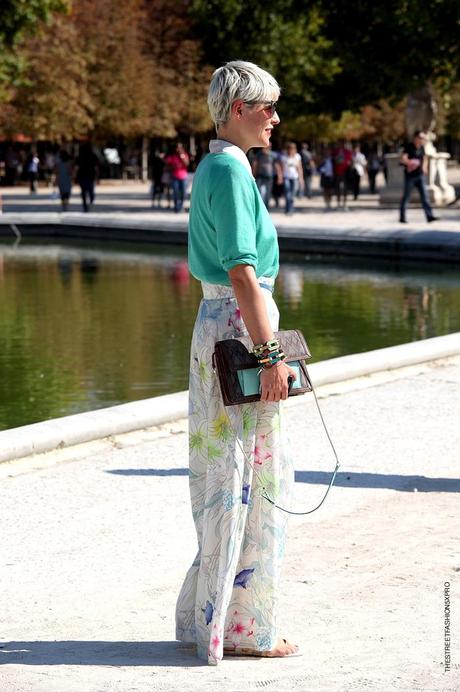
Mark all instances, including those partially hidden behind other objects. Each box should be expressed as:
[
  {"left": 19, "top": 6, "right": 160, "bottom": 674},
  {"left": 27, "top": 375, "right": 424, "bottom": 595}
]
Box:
[{"left": 208, "top": 60, "right": 280, "bottom": 130}]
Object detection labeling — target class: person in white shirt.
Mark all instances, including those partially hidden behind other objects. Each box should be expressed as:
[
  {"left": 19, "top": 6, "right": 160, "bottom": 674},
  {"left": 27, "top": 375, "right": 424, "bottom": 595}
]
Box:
[
  {"left": 350, "top": 144, "right": 367, "bottom": 200},
  {"left": 281, "top": 142, "right": 303, "bottom": 214},
  {"left": 318, "top": 147, "right": 334, "bottom": 210},
  {"left": 26, "top": 150, "right": 40, "bottom": 194}
]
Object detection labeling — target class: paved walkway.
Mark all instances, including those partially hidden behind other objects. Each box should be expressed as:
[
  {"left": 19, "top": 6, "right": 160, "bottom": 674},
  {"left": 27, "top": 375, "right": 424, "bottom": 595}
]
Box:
[
  {"left": 1, "top": 177, "right": 459, "bottom": 262},
  {"left": 1, "top": 357, "right": 459, "bottom": 691}
]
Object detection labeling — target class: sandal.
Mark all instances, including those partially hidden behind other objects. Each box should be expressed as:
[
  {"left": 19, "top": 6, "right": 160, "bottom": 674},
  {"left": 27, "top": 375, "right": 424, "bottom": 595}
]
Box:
[{"left": 224, "top": 637, "right": 302, "bottom": 658}]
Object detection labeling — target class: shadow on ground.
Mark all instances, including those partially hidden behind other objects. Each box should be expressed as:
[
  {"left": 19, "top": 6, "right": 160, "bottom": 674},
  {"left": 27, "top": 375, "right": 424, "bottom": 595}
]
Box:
[
  {"left": 0, "top": 640, "right": 202, "bottom": 667},
  {"left": 106, "top": 468, "right": 460, "bottom": 492}
]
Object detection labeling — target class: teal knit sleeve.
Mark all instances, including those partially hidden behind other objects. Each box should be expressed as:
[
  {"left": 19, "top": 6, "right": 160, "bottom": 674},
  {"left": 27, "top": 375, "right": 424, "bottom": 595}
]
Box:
[{"left": 210, "top": 162, "right": 258, "bottom": 273}]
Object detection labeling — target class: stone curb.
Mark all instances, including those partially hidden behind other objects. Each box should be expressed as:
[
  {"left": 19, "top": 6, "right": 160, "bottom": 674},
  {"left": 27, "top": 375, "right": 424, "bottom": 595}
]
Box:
[
  {"left": 1, "top": 212, "right": 460, "bottom": 261},
  {"left": 0, "top": 332, "right": 458, "bottom": 464}
]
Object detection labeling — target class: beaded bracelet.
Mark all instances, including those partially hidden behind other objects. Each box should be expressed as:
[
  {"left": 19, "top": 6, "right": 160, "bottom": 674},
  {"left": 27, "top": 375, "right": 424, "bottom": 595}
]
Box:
[
  {"left": 256, "top": 350, "right": 285, "bottom": 368},
  {"left": 257, "top": 356, "right": 285, "bottom": 374},
  {"left": 255, "top": 348, "right": 285, "bottom": 361}
]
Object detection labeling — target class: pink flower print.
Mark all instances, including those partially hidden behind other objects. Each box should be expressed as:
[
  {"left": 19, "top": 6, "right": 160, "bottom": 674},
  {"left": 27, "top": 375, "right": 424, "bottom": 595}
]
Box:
[
  {"left": 254, "top": 434, "right": 272, "bottom": 466},
  {"left": 225, "top": 612, "right": 255, "bottom": 648},
  {"left": 233, "top": 621, "right": 245, "bottom": 635},
  {"left": 246, "top": 617, "right": 255, "bottom": 637},
  {"left": 228, "top": 307, "right": 243, "bottom": 333},
  {"left": 210, "top": 622, "right": 223, "bottom": 653}
]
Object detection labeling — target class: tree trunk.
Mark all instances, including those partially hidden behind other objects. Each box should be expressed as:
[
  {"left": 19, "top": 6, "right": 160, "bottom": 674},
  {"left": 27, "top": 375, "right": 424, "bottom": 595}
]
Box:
[{"left": 141, "top": 135, "right": 149, "bottom": 181}]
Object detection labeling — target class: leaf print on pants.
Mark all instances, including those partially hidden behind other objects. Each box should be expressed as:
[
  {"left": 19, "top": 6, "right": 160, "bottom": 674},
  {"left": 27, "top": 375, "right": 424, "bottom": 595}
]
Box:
[{"left": 175, "top": 280, "right": 295, "bottom": 665}]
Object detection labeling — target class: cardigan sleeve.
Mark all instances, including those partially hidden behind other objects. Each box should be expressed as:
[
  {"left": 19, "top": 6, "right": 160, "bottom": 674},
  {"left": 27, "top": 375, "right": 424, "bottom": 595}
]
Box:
[{"left": 210, "top": 162, "right": 258, "bottom": 273}]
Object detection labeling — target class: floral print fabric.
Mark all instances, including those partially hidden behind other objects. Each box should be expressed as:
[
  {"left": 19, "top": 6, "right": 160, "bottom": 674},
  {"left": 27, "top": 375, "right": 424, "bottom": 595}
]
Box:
[{"left": 175, "top": 280, "right": 294, "bottom": 665}]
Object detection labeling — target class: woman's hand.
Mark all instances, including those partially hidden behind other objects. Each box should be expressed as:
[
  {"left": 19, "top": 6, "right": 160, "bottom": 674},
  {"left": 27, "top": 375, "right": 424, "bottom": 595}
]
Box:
[{"left": 259, "top": 362, "right": 297, "bottom": 402}]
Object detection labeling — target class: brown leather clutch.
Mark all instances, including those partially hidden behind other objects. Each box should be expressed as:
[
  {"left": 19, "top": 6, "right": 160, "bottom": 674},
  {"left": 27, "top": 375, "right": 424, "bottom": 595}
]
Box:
[{"left": 212, "top": 329, "right": 313, "bottom": 406}]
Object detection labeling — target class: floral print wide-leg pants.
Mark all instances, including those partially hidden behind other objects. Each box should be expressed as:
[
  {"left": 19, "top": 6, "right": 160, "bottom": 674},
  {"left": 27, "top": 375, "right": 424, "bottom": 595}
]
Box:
[{"left": 175, "top": 279, "right": 295, "bottom": 665}]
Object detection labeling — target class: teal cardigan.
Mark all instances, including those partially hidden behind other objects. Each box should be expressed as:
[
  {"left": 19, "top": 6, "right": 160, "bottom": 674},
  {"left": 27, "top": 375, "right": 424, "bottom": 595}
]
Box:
[{"left": 188, "top": 153, "right": 279, "bottom": 287}]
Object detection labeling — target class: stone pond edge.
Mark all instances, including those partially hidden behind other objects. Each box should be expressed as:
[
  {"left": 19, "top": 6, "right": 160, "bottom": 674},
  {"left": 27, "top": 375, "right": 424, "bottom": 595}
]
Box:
[{"left": 0, "top": 332, "right": 459, "bottom": 464}]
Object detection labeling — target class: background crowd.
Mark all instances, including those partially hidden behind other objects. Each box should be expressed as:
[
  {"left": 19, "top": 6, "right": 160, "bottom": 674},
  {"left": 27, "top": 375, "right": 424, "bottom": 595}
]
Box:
[
  {"left": 0, "top": 137, "right": 390, "bottom": 215},
  {"left": 249, "top": 140, "right": 386, "bottom": 213}
]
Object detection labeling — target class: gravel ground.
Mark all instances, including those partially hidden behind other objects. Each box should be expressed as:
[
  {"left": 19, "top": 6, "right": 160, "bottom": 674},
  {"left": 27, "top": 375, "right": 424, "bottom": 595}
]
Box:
[{"left": 0, "top": 358, "right": 459, "bottom": 692}]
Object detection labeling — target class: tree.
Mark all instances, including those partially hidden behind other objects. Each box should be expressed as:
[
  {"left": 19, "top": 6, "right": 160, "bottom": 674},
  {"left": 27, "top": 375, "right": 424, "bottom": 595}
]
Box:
[
  {"left": 359, "top": 100, "right": 406, "bottom": 143},
  {"left": 71, "top": 0, "right": 155, "bottom": 138},
  {"left": 2, "top": 14, "right": 93, "bottom": 140},
  {"left": 189, "top": 0, "right": 460, "bottom": 120},
  {"left": 316, "top": 0, "right": 460, "bottom": 113},
  {"left": 188, "top": 0, "right": 340, "bottom": 119},
  {"left": 142, "top": 0, "right": 212, "bottom": 137},
  {"left": 0, "top": 0, "right": 69, "bottom": 99}
]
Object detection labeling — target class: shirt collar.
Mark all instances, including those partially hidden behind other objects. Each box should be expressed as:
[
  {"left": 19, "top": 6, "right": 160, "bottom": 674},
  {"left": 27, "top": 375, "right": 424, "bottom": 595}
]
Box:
[{"left": 209, "top": 139, "right": 252, "bottom": 175}]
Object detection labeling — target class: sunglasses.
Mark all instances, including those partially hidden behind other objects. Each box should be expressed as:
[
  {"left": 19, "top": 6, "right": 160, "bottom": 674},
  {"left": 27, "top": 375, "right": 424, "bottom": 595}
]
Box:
[{"left": 244, "top": 100, "right": 278, "bottom": 117}]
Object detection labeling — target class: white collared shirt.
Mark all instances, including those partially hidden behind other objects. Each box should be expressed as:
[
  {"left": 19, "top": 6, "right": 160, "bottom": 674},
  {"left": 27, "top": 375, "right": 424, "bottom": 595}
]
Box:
[{"left": 209, "top": 139, "right": 253, "bottom": 176}]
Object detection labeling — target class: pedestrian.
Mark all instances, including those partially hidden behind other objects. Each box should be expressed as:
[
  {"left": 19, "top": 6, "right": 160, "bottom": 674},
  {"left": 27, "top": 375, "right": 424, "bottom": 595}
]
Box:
[
  {"left": 151, "top": 150, "right": 165, "bottom": 208},
  {"left": 176, "top": 59, "right": 300, "bottom": 665},
  {"left": 25, "top": 149, "right": 39, "bottom": 194},
  {"left": 318, "top": 147, "right": 335, "bottom": 210},
  {"left": 252, "top": 144, "right": 276, "bottom": 209},
  {"left": 350, "top": 144, "right": 367, "bottom": 200},
  {"left": 271, "top": 148, "right": 284, "bottom": 208},
  {"left": 399, "top": 131, "right": 439, "bottom": 224},
  {"left": 44, "top": 149, "right": 56, "bottom": 187},
  {"left": 332, "top": 140, "right": 352, "bottom": 209},
  {"left": 281, "top": 142, "right": 303, "bottom": 214},
  {"left": 55, "top": 149, "right": 73, "bottom": 212},
  {"left": 367, "top": 146, "right": 380, "bottom": 193},
  {"left": 165, "top": 142, "right": 189, "bottom": 212},
  {"left": 75, "top": 142, "right": 99, "bottom": 212},
  {"left": 5, "top": 147, "right": 19, "bottom": 185},
  {"left": 300, "top": 142, "right": 314, "bottom": 198}
]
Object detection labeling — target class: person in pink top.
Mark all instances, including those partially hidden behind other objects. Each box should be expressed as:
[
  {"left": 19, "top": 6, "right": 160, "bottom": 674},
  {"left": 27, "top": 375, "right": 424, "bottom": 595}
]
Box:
[
  {"left": 332, "top": 140, "right": 352, "bottom": 209},
  {"left": 165, "top": 142, "right": 190, "bottom": 212}
]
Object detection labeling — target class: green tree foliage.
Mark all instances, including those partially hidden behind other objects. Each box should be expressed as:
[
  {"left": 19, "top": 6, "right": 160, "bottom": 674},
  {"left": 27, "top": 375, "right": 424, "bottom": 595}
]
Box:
[
  {"left": 1, "top": 14, "right": 93, "bottom": 140},
  {"left": 2, "top": 0, "right": 212, "bottom": 140},
  {"left": 312, "top": 0, "right": 460, "bottom": 113},
  {"left": 282, "top": 98, "right": 406, "bottom": 144},
  {"left": 142, "top": 0, "right": 212, "bottom": 136},
  {"left": 0, "top": 0, "right": 69, "bottom": 46},
  {"left": 190, "top": 0, "right": 460, "bottom": 117},
  {"left": 2, "top": 0, "right": 460, "bottom": 141},
  {"left": 188, "top": 0, "right": 340, "bottom": 117},
  {"left": 71, "top": 0, "right": 155, "bottom": 138},
  {"left": 0, "top": 0, "right": 69, "bottom": 98}
]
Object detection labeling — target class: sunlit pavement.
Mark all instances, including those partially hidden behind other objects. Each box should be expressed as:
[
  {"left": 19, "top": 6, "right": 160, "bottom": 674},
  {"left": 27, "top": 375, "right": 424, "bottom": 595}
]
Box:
[
  {"left": 0, "top": 173, "right": 458, "bottom": 231},
  {"left": 0, "top": 356, "right": 459, "bottom": 691}
]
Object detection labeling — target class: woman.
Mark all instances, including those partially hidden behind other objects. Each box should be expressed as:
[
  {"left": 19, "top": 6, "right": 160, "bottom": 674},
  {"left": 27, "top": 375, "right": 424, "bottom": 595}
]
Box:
[
  {"left": 55, "top": 149, "right": 73, "bottom": 212},
  {"left": 281, "top": 142, "right": 303, "bottom": 214},
  {"left": 252, "top": 145, "right": 275, "bottom": 209},
  {"left": 164, "top": 142, "right": 190, "bottom": 213},
  {"left": 318, "top": 147, "right": 335, "bottom": 210},
  {"left": 175, "top": 61, "right": 300, "bottom": 665},
  {"left": 75, "top": 142, "right": 99, "bottom": 213},
  {"left": 350, "top": 144, "right": 367, "bottom": 200},
  {"left": 25, "top": 149, "right": 39, "bottom": 194}
]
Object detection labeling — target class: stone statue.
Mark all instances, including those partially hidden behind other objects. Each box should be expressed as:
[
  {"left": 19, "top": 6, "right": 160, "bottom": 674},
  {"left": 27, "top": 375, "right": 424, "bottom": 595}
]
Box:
[{"left": 405, "top": 84, "right": 437, "bottom": 141}]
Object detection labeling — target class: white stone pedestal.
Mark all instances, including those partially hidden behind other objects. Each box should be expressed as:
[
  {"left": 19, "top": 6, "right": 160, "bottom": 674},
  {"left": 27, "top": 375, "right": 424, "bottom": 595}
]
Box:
[{"left": 426, "top": 152, "right": 456, "bottom": 205}]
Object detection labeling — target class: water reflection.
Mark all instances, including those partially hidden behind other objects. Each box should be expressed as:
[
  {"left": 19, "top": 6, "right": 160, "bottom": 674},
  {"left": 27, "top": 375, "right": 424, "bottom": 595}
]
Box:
[
  {"left": 0, "top": 241, "right": 459, "bottom": 430},
  {"left": 278, "top": 267, "right": 304, "bottom": 307},
  {"left": 57, "top": 256, "right": 75, "bottom": 285}
]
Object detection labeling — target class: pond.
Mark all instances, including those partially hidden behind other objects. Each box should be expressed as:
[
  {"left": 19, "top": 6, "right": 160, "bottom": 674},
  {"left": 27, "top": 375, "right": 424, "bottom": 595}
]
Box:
[{"left": 1, "top": 237, "right": 459, "bottom": 431}]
